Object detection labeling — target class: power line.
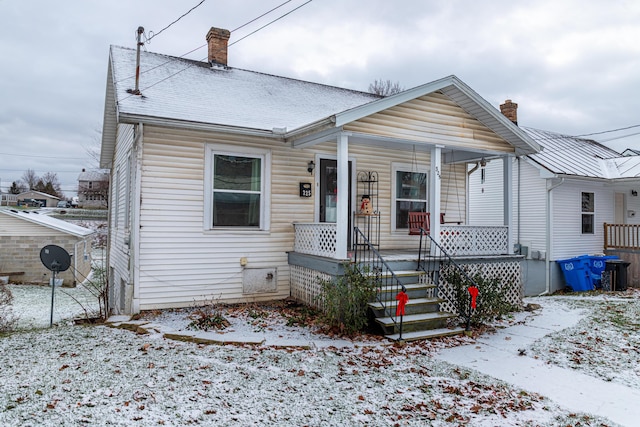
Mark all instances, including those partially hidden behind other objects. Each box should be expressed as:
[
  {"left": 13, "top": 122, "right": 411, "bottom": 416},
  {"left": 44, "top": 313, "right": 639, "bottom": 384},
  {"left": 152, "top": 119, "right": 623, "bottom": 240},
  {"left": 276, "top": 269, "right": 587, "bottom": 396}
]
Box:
[
  {"left": 0, "top": 152, "right": 86, "bottom": 160},
  {"left": 116, "top": 0, "right": 300, "bottom": 85},
  {"left": 575, "top": 124, "right": 640, "bottom": 138},
  {"left": 117, "top": 0, "right": 313, "bottom": 102},
  {"left": 146, "top": 0, "right": 207, "bottom": 43}
]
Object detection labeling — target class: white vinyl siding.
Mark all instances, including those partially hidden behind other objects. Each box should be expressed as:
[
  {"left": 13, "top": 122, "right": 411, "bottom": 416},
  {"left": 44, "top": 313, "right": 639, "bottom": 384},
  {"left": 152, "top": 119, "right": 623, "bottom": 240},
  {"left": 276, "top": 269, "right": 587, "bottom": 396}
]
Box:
[
  {"left": 468, "top": 159, "right": 504, "bottom": 226},
  {"left": 551, "top": 181, "right": 614, "bottom": 260}
]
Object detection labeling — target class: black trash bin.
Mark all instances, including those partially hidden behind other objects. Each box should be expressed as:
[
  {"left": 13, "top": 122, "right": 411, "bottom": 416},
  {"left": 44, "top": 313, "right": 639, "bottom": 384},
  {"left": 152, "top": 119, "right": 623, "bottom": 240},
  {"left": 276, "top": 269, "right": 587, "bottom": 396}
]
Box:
[{"left": 604, "top": 260, "right": 631, "bottom": 291}]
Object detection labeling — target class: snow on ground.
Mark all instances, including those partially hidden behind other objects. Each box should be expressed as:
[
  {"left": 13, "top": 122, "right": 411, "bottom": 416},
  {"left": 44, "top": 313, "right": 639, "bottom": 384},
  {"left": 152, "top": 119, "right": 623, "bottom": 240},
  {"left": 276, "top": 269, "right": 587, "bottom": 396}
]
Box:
[{"left": 1, "top": 284, "right": 638, "bottom": 426}]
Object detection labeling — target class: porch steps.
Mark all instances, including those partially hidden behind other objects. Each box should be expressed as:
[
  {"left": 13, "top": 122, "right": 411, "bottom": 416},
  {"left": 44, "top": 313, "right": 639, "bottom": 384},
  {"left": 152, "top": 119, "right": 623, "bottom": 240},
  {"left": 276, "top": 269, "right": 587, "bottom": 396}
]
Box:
[
  {"left": 375, "top": 311, "right": 457, "bottom": 333},
  {"left": 385, "top": 327, "right": 467, "bottom": 342},
  {"left": 368, "top": 267, "right": 462, "bottom": 341}
]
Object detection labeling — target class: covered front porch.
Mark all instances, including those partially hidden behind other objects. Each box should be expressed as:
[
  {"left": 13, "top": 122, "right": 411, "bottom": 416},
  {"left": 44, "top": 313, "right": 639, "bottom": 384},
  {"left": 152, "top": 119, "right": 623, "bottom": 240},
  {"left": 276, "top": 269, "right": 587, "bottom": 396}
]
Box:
[{"left": 281, "top": 76, "right": 538, "bottom": 339}]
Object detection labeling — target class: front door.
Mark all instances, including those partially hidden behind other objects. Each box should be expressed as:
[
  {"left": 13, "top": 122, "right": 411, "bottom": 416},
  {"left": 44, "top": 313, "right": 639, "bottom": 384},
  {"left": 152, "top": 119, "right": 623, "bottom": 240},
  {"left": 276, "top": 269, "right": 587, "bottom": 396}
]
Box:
[{"left": 319, "top": 158, "right": 352, "bottom": 247}]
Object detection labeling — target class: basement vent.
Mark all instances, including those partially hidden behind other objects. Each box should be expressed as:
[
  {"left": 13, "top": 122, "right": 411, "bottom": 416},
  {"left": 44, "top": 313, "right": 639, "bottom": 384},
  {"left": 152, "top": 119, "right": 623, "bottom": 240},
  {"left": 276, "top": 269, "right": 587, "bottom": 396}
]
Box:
[{"left": 243, "top": 268, "right": 277, "bottom": 294}]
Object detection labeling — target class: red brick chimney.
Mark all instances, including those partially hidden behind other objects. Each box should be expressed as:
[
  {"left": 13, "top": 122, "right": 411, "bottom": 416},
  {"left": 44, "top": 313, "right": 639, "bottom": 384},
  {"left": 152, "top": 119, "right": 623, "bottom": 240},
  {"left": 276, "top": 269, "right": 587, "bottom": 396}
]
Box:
[
  {"left": 206, "top": 27, "right": 231, "bottom": 66},
  {"left": 500, "top": 99, "right": 518, "bottom": 125}
]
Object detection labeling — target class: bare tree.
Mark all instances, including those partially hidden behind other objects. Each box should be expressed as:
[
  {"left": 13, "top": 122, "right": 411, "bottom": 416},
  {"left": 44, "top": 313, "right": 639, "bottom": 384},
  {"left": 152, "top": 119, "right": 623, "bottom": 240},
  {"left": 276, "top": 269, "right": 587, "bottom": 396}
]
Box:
[
  {"left": 21, "top": 169, "right": 38, "bottom": 190},
  {"left": 9, "top": 181, "right": 26, "bottom": 194},
  {"left": 368, "top": 79, "right": 404, "bottom": 96},
  {"left": 84, "top": 128, "right": 103, "bottom": 168},
  {"left": 29, "top": 172, "right": 63, "bottom": 198}
]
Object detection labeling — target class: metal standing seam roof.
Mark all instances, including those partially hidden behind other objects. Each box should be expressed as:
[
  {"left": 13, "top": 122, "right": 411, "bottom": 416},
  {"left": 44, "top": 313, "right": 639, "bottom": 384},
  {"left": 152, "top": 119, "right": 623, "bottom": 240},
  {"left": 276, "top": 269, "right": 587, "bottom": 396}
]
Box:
[
  {"left": 0, "top": 209, "right": 95, "bottom": 237},
  {"left": 521, "top": 127, "right": 630, "bottom": 179}
]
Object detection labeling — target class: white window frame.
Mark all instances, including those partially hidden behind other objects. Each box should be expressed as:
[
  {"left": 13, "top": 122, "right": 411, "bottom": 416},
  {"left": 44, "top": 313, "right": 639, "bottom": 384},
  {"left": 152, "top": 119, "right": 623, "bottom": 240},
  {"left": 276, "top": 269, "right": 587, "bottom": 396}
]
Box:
[
  {"left": 391, "top": 162, "right": 429, "bottom": 232},
  {"left": 204, "top": 143, "right": 271, "bottom": 231},
  {"left": 581, "top": 191, "right": 595, "bottom": 234}
]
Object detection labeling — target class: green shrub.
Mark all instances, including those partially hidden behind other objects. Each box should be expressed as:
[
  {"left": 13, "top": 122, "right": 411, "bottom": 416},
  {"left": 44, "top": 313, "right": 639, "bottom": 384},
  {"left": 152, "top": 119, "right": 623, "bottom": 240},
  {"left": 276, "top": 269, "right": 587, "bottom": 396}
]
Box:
[
  {"left": 445, "top": 269, "right": 517, "bottom": 326},
  {"left": 318, "top": 263, "right": 377, "bottom": 335}
]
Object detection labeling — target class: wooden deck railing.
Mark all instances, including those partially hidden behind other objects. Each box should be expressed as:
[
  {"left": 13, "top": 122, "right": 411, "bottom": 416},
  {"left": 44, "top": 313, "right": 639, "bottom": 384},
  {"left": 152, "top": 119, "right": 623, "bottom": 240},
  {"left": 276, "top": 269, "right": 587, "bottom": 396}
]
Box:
[{"left": 604, "top": 223, "right": 640, "bottom": 250}]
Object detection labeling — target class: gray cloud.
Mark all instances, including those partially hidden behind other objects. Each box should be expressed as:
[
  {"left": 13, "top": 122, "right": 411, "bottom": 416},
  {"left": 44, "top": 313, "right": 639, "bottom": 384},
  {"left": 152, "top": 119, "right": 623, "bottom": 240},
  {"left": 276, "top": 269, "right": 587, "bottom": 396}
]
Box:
[{"left": 1, "top": 0, "right": 638, "bottom": 194}]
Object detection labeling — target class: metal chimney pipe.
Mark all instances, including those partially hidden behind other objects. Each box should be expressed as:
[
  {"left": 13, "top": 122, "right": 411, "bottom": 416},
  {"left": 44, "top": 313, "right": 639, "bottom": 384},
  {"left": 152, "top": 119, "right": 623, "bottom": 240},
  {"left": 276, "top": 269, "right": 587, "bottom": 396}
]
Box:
[{"left": 134, "top": 26, "right": 144, "bottom": 94}]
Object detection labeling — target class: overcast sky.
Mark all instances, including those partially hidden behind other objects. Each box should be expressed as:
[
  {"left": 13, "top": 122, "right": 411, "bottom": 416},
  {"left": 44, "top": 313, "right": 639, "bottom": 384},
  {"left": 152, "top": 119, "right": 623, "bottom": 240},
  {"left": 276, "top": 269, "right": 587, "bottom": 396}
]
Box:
[{"left": 1, "top": 0, "right": 639, "bottom": 196}]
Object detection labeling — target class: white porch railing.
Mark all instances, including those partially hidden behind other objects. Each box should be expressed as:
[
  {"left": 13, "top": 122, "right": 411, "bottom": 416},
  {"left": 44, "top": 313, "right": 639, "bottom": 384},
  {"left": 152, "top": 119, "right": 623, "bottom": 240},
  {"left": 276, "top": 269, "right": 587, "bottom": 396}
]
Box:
[
  {"left": 439, "top": 225, "right": 509, "bottom": 256},
  {"left": 293, "top": 223, "right": 337, "bottom": 258},
  {"left": 293, "top": 223, "right": 509, "bottom": 257}
]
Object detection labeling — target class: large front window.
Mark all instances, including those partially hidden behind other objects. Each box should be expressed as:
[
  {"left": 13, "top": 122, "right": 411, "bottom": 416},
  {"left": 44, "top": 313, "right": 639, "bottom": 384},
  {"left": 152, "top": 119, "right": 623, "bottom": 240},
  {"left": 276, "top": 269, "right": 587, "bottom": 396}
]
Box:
[
  {"left": 206, "top": 145, "right": 269, "bottom": 229},
  {"left": 393, "top": 164, "right": 428, "bottom": 230}
]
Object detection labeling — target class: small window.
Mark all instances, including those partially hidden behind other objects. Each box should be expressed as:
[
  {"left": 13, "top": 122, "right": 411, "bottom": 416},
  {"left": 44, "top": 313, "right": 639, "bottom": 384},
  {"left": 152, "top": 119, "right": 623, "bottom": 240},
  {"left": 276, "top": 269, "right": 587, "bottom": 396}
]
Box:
[
  {"left": 392, "top": 164, "right": 428, "bottom": 230},
  {"left": 205, "top": 145, "right": 270, "bottom": 230},
  {"left": 581, "top": 192, "right": 594, "bottom": 234}
]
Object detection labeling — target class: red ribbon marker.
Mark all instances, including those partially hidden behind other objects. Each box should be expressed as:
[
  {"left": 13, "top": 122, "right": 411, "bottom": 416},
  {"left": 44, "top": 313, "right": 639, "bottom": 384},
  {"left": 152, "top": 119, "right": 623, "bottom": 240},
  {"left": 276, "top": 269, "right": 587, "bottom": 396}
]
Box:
[
  {"left": 468, "top": 286, "right": 479, "bottom": 309},
  {"left": 396, "top": 291, "right": 409, "bottom": 316}
]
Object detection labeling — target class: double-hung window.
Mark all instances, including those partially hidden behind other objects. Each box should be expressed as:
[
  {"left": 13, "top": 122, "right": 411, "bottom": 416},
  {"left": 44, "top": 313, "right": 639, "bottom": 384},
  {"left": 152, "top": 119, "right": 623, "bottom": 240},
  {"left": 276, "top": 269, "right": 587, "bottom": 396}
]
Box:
[
  {"left": 581, "top": 192, "right": 594, "bottom": 234},
  {"left": 205, "top": 144, "right": 270, "bottom": 229},
  {"left": 392, "top": 163, "right": 428, "bottom": 231}
]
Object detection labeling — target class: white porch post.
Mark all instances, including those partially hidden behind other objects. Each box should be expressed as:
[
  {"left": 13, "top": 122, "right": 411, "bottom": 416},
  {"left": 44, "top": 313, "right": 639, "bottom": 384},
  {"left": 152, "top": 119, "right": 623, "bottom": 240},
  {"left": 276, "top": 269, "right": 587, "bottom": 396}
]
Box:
[
  {"left": 335, "top": 133, "right": 349, "bottom": 259},
  {"left": 429, "top": 145, "right": 443, "bottom": 244},
  {"left": 503, "top": 155, "right": 513, "bottom": 254}
]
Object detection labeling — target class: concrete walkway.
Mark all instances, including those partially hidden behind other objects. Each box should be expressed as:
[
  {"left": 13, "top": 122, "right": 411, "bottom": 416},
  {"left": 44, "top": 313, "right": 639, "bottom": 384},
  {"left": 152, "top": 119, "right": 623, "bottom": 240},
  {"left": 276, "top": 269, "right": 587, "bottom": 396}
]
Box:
[{"left": 433, "top": 300, "right": 640, "bottom": 427}]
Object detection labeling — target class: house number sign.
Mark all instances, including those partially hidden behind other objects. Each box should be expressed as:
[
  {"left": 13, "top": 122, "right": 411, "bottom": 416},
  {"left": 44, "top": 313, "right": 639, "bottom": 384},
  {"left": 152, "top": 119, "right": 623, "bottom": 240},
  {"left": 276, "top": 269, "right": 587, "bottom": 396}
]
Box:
[{"left": 299, "top": 182, "right": 312, "bottom": 197}]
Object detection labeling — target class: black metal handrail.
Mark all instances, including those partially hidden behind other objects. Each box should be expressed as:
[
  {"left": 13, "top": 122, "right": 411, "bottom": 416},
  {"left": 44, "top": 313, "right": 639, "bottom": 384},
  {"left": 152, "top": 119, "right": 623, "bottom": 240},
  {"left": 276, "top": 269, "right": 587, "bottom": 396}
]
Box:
[
  {"left": 416, "top": 227, "right": 478, "bottom": 330},
  {"left": 353, "top": 227, "right": 407, "bottom": 338}
]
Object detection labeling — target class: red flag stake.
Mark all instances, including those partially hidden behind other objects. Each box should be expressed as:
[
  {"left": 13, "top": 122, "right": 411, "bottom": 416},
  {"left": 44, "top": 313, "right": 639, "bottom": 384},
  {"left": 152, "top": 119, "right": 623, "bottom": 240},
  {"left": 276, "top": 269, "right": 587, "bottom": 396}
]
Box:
[
  {"left": 396, "top": 291, "right": 409, "bottom": 316},
  {"left": 396, "top": 290, "right": 409, "bottom": 341},
  {"left": 466, "top": 286, "right": 479, "bottom": 332}
]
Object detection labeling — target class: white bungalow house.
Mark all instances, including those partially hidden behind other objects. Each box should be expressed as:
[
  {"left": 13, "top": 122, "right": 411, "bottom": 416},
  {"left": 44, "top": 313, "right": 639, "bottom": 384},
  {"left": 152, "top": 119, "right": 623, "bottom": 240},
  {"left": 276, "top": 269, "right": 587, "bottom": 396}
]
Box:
[
  {"left": 100, "top": 27, "right": 541, "bottom": 319},
  {"left": 469, "top": 101, "right": 640, "bottom": 295}
]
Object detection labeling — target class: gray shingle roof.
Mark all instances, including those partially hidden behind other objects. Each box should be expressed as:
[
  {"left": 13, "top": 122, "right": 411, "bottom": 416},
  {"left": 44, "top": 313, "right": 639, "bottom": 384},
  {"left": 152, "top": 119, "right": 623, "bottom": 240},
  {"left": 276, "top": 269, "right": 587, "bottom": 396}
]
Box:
[{"left": 110, "top": 45, "right": 381, "bottom": 131}]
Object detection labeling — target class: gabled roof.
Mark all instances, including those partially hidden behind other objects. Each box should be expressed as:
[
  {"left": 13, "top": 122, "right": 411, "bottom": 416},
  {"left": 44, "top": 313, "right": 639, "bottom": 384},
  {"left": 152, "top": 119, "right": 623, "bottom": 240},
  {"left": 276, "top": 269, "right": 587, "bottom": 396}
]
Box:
[
  {"left": 522, "top": 127, "right": 639, "bottom": 180},
  {"left": 101, "top": 45, "right": 540, "bottom": 167},
  {"left": 17, "top": 191, "right": 61, "bottom": 201},
  {"left": 0, "top": 209, "right": 95, "bottom": 237},
  {"left": 78, "top": 170, "right": 109, "bottom": 182}
]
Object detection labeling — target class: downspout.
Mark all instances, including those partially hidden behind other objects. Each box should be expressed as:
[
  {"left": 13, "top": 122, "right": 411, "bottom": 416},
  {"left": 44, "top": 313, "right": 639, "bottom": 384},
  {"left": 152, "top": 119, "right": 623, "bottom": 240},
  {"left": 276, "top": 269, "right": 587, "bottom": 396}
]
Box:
[
  {"left": 130, "top": 123, "right": 144, "bottom": 313},
  {"left": 542, "top": 177, "right": 565, "bottom": 295},
  {"left": 517, "top": 157, "right": 521, "bottom": 247}
]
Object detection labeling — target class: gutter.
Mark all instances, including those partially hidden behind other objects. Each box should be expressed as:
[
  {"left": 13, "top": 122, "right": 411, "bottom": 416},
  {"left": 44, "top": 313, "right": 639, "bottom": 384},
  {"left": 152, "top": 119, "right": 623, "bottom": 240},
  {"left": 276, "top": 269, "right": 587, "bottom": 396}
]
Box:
[
  {"left": 119, "top": 114, "right": 280, "bottom": 139},
  {"left": 542, "top": 177, "right": 565, "bottom": 295}
]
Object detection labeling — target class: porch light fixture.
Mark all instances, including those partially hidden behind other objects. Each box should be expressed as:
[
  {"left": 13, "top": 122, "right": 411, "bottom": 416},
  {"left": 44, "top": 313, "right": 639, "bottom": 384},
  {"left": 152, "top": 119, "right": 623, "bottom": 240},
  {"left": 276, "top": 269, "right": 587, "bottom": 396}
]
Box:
[
  {"left": 480, "top": 157, "right": 487, "bottom": 167},
  {"left": 307, "top": 160, "right": 315, "bottom": 175},
  {"left": 632, "top": 190, "right": 638, "bottom": 197}
]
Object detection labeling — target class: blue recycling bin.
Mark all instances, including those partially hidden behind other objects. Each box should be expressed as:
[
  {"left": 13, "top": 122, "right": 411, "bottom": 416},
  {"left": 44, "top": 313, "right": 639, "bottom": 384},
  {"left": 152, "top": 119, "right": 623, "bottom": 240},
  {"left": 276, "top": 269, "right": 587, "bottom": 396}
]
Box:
[
  {"left": 581, "top": 255, "right": 619, "bottom": 287},
  {"left": 557, "top": 257, "right": 593, "bottom": 291}
]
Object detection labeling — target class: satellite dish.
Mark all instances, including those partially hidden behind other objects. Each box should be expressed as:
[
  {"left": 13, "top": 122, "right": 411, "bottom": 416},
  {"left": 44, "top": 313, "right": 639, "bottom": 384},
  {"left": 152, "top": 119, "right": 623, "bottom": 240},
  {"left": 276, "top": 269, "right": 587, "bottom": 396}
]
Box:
[{"left": 40, "top": 245, "right": 71, "bottom": 272}]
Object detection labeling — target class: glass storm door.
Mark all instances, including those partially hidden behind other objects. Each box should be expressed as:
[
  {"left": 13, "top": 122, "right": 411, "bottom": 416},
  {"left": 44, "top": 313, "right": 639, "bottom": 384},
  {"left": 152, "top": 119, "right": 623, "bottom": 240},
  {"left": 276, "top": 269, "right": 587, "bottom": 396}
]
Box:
[{"left": 319, "top": 158, "right": 352, "bottom": 247}]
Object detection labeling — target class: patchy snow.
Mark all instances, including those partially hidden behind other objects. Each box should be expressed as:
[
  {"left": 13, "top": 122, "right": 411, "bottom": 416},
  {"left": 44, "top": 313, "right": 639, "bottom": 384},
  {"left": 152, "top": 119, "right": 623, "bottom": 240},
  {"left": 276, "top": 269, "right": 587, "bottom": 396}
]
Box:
[{"left": 1, "top": 284, "right": 638, "bottom": 426}]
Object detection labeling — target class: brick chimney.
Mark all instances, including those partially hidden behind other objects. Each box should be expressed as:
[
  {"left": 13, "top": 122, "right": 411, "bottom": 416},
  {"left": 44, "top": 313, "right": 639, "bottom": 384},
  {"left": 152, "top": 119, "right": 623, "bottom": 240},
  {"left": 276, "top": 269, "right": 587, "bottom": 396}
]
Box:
[
  {"left": 206, "top": 27, "right": 231, "bottom": 66},
  {"left": 500, "top": 99, "right": 518, "bottom": 125}
]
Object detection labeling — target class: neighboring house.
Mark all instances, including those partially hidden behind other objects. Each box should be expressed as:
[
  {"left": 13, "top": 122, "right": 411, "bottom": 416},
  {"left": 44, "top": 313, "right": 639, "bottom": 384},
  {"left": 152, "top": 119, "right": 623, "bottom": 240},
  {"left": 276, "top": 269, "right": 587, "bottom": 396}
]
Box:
[
  {"left": 17, "top": 190, "right": 60, "bottom": 208},
  {"left": 77, "top": 169, "right": 109, "bottom": 208},
  {"left": 100, "top": 27, "right": 541, "bottom": 315},
  {"left": 1, "top": 193, "right": 18, "bottom": 206},
  {"left": 468, "top": 101, "right": 640, "bottom": 295},
  {"left": 0, "top": 208, "right": 94, "bottom": 286}
]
